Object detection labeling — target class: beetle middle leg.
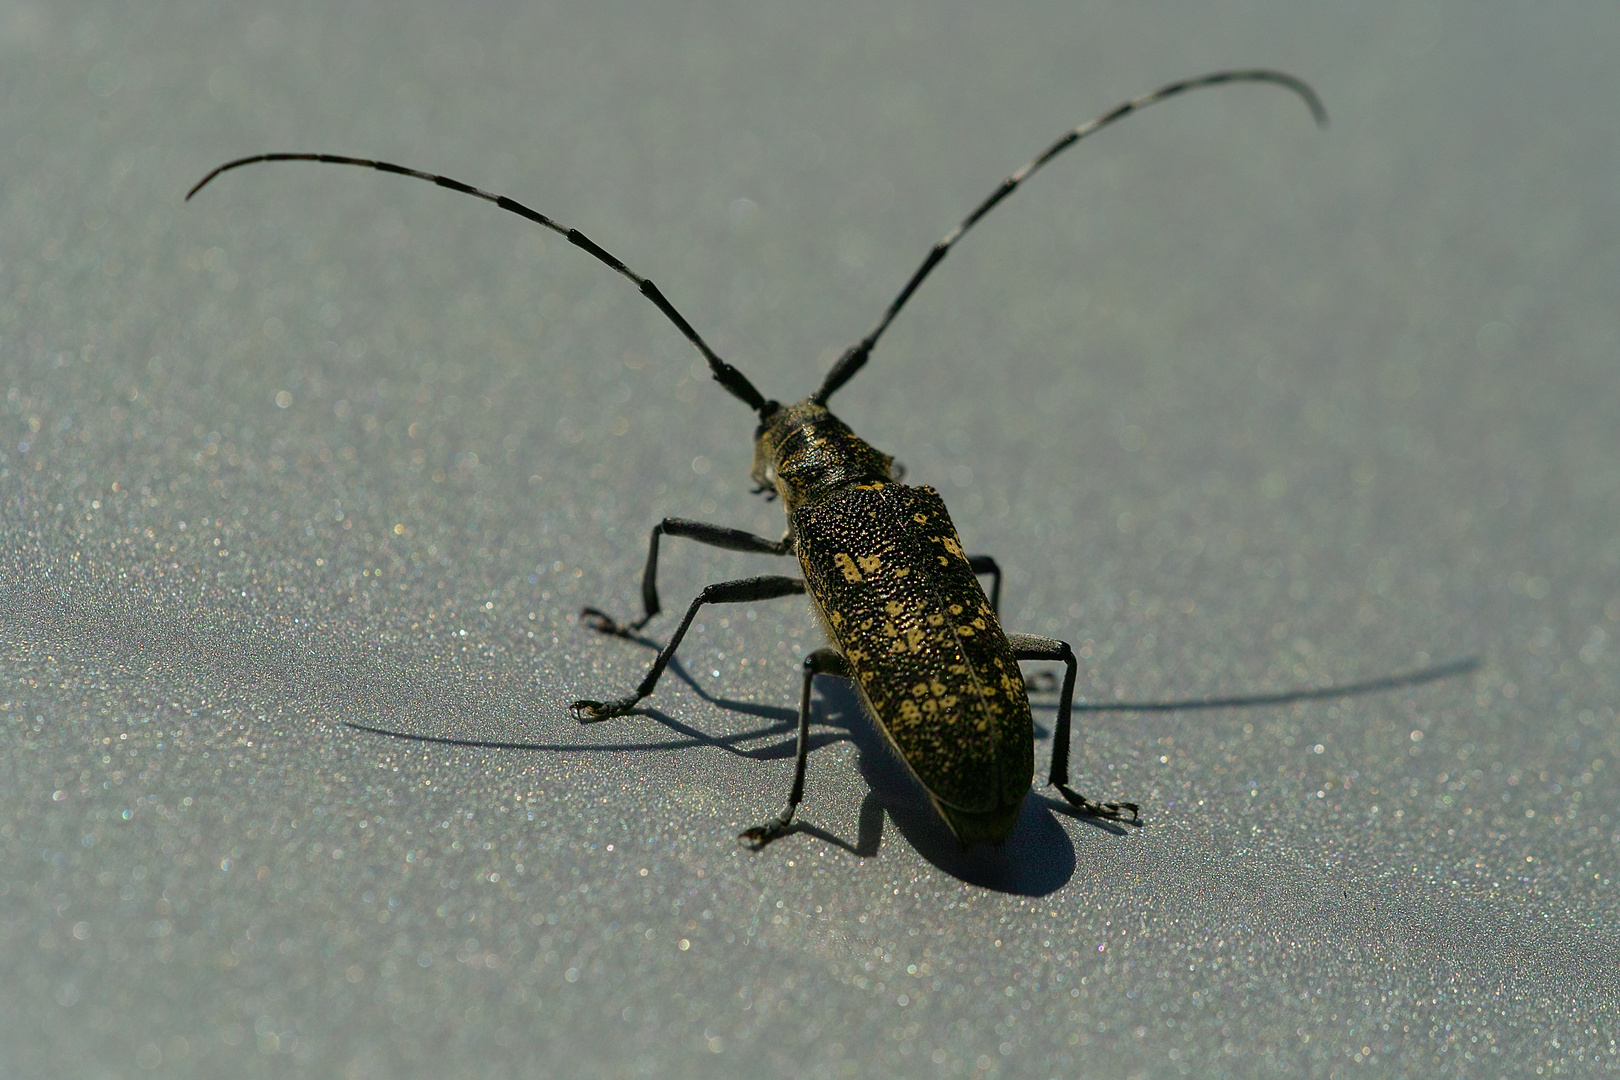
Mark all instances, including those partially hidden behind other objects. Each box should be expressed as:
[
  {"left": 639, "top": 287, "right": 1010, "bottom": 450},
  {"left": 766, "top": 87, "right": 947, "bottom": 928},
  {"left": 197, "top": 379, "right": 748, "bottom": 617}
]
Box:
[
  {"left": 739, "top": 646, "right": 851, "bottom": 850},
  {"left": 581, "top": 517, "right": 792, "bottom": 637},
  {"left": 572, "top": 574, "right": 805, "bottom": 720},
  {"left": 1007, "top": 633, "right": 1140, "bottom": 824}
]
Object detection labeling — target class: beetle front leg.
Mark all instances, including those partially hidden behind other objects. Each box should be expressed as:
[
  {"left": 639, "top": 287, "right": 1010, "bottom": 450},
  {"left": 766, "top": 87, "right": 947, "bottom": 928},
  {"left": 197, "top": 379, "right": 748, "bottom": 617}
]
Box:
[
  {"left": 581, "top": 517, "right": 793, "bottom": 637},
  {"left": 740, "top": 647, "right": 850, "bottom": 850},
  {"left": 572, "top": 574, "right": 806, "bottom": 720},
  {"left": 1007, "top": 633, "right": 1140, "bottom": 824}
]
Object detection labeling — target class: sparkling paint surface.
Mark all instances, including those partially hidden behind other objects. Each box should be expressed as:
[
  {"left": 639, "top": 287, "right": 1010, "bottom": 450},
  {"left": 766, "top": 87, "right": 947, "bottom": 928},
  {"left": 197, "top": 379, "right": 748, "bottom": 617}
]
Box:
[{"left": 2, "top": 4, "right": 1618, "bottom": 1077}]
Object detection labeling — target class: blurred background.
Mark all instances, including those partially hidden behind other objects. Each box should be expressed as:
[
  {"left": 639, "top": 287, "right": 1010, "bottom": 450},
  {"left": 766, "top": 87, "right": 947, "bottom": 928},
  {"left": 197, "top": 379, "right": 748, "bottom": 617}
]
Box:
[{"left": 2, "top": 3, "right": 1617, "bottom": 1076}]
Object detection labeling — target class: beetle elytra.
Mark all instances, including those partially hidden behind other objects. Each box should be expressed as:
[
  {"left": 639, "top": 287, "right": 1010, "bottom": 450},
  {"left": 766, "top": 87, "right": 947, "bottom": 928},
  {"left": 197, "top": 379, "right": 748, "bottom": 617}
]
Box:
[{"left": 189, "top": 70, "right": 1330, "bottom": 848}]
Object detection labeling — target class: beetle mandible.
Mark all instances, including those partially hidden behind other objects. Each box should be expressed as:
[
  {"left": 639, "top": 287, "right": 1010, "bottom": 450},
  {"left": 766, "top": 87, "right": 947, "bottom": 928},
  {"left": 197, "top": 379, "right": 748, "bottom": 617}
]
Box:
[{"left": 188, "top": 70, "right": 1328, "bottom": 848}]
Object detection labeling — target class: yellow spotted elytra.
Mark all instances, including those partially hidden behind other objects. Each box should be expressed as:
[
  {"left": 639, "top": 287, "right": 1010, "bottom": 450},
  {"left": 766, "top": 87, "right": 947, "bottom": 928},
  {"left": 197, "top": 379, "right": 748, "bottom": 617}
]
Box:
[{"left": 188, "top": 71, "right": 1333, "bottom": 847}]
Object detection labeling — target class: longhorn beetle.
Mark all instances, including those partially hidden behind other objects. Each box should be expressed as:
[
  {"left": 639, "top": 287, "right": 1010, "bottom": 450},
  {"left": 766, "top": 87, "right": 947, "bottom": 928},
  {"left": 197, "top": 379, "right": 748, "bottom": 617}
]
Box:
[{"left": 189, "top": 70, "right": 1329, "bottom": 848}]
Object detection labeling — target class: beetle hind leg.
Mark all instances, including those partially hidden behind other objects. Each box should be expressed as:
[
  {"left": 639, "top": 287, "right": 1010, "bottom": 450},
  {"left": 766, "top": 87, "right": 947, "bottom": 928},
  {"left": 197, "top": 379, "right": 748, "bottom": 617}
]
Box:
[
  {"left": 740, "top": 647, "right": 850, "bottom": 850},
  {"left": 1053, "top": 784, "right": 1141, "bottom": 824},
  {"left": 1007, "top": 632, "right": 1142, "bottom": 826}
]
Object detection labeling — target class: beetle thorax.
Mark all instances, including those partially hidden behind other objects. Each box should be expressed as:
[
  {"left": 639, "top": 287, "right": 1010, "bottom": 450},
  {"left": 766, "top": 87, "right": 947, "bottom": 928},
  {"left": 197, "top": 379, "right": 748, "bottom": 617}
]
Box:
[{"left": 751, "top": 399, "right": 898, "bottom": 511}]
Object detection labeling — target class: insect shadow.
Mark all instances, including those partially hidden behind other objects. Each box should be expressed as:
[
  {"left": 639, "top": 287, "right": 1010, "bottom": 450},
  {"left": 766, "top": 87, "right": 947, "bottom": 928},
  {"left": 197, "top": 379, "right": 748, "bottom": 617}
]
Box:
[
  {"left": 347, "top": 639, "right": 1477, "bottom": 897},
  {"left": 344, "top": 654, "right": 1080, "bottom": 895},
  {"left": 616, "top": 646, "right": 1129, "bottom": 896}
]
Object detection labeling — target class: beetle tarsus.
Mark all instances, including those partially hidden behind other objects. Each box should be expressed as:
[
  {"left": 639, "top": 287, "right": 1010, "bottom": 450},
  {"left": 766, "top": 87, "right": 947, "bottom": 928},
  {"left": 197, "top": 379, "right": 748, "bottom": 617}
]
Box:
[
  {"left": 739, "top": 813, "right": 796, "bottom": 850},
  {"left": 579, "top": 606, "right": 650, "bottom": 639},
  {"left": 1056, "top": 784, "right": 1141, "bottom": 825},
  {"left": 571, "top": 696, "right": 641, "bottom": 722}
]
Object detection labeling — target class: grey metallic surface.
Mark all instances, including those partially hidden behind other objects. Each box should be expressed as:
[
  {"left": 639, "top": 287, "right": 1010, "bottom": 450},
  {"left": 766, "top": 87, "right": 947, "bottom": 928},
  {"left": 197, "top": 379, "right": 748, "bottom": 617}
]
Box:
[{"left": 3, "top": 3, "right": 1617, "bottom": 1076}]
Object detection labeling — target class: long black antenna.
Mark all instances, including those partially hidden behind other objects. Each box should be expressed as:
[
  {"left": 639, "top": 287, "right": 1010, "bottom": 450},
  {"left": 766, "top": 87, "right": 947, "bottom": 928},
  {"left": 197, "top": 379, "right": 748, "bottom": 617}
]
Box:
[
  {"left": 186, "top": 153, "right": 773, "bottom": 416},
  {"left": 813, "top": 69, "right": 1327, "bottom": 406}
]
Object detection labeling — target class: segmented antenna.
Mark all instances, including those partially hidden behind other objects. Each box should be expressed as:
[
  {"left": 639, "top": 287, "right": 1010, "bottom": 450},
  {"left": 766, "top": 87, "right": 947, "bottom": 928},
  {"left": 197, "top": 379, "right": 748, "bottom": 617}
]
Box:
[
  {"left": 813, "top": 69, "right": 1327, "bottom": 405},
  {"left": 186, "top": 153, "right": 773, "bottom": 417}
]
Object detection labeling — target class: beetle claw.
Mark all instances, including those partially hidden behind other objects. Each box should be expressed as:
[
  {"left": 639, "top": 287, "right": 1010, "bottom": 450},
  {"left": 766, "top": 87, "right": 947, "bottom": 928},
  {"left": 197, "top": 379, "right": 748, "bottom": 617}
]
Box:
[
  {"left": 580, "top": 607, "right": 632, "bottom": 637},
  {"left": 581, "top": 606, "right": 657, "bottom": 639},
  {"left": 1056, "top": 784, "right": 1141, "bottom": 825},
  {"left": 1111, "top": 802, "right": 1142, "bottom": 824},
  {"left": 571, "top": 696, "right": 639, "bottom": 722},
  {"left": 739, "top": 817, "right": 794, "bottom": 850}
]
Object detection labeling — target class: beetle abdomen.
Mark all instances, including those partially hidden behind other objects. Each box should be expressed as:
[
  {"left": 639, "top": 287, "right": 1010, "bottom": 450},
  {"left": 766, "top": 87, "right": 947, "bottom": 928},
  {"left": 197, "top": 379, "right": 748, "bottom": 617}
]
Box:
[{"left": 795, "top": 483, "right": 1033, "bottom": 836}]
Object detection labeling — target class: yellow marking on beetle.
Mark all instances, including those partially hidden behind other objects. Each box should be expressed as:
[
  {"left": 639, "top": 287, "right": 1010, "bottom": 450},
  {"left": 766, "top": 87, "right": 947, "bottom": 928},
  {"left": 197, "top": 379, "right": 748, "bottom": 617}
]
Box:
[
  {"left": 949, "top": 603, "right": 964, "bottom": 616},
  {"left": 859, "top": 619, "right": 873, "bottom": 631},
  {"left": 913, "top": 512, "right": 929, "bottom": 524},
  {"left": 857, "top": 553, "right": 882, "bottom": 574},
  {"left": 885, "top": 600, "right": 905, "bottom": 616},
  {"left": 926, "top": 612, "right": 945, "bottom": 627},
  {"left": 912, "top": 682, "right": 929, "bottom": 698},
  {"left": 937, "top": 555, "right": 949, "bottom": 566},
  {"left": 833, "top": 552, "right": 863, "bottom": 583},
  {"left": 905, "top": 626, "right": 926, "bottom": 651},
  {"left": 829, "top": 611, "right": 844, "bottom": 627},
  {"left": 972, "top": 618, "right": 987, "bottom": 630},
  {"left": 941, "top": 536, "right": 964, "bottom": 558},
  {"left": 957, "top": 623, "right": 976, "bottom": 636},
  {"left": 882, "top": 620, "right": 898, "bottom": 637},
  {"left": 893, "top": 567, "right": 911, "bottom": 578},
  {"left": 899, "top": 699, "right": 921, "bottom": 722}
]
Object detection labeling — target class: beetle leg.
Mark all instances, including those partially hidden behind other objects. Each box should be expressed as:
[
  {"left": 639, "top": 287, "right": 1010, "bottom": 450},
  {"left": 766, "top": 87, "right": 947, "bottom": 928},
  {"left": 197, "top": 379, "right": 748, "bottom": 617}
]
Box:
[
  {"left": 740, "top": 647, "right": 851, "bottom": 850},
  {"left": 965, "top": 554, "right": 1002, "bottom": 616},
  {"left": 580, "top": 517, "right": 793, "bottom": 637},
  {"left": 572, "top": 574, "right": 805, "bottom": 720},
  {"left": 1007, "top": 633, "right": 1140, "bottom": 824}
]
